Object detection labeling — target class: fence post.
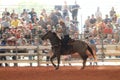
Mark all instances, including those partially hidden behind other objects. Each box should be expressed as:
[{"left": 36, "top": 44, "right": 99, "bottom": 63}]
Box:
[
  {"left": 15, "top": 44, "right": 18, "bottom": 66},
  {"left": 37, "top": 45, "right": 40, "bottom": 66},
  {"left": 101, "top": 34, "right": 105, "bottom": 62}
]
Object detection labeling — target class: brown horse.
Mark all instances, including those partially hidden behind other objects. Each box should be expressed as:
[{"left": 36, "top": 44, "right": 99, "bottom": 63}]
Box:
[{"left": 41, "top": 31, "right": 96, "bottom": 70}]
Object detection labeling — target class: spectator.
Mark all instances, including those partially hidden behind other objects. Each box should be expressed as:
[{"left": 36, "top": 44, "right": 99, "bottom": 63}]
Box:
[
  {"left": 64, "top": 16, "right": 71, "bottom": 29},
  {"left": 104, "top": 14, "right": 111, "bottom": 24},
  {"left": 45, "top": 16, "right": 54, "bottom": 28},
  {"left": 95, "top": 7, "right": 102, "bottom": 22},
  {"left": 24, "top": 29, "right": 32, "bottom": 43},
  {"left": 49, "top": 10, "right": 59, "bottom": 27},
  {"left": 2, "top": 8, "right": 10, "bottom": 20},
  {"left": 69, "top": 23, "right": 79, "bottom": 37},
  {"left": 29, "top": 8, "right": 37, "bottom": 23},
  {"left": 89, "top": 35, "right": 96, "bottom": 44},
  {"left": 84, "top": 16, "right": 91, "bottom": 28},
  {"left": 54, "top": 8, "right": 62, "bottom": 20},
  {"left": 21, "top": 10, "right": 31, "bottom": 24},
  {"left": 62, "top": 1, "right": 69, "bottom": 20},
  {"left": 1, "top": 16, "right": 11, "bottom": 31},
  {"left": 109, "top": 7, "right": 116, "bottom": 19},
  {"left": 73, "top": 32, "right": 79, "bottom": 40},
  {"left": 38, "top": 15, "right": 46, "bottom": 29},
  {"left": 11, "top": 16, "right": 20, "bottom": 28},
  {"left": 17, "top": 34, "right": 27, "bottom": 46},
  {"left": 40, "top": 8, "right": 46, "bottom": 17},
  {"left": 32, "top": 14, "right": 39, "bottom": 25},
  {"left": 70, "top": 0, "right": 80, "bottom": 20},
  {"left": 10, "top": 9, "right": 17, "bottom": 19},
  {"left": 116, "top": 17, "right": 120, "bottom": 25},
  {"left": 89, "top": 14, "right": 97, "bottom": 27},
  {"left": 103, "top": 25, "right": 113, "bottom": 34},
  {"left": 0, "top": 35, "right": 9, "bottom": 67}
]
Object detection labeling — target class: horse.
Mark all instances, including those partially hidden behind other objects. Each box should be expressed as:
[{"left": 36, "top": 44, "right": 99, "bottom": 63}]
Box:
[{"left": 41, "top": 31, "right": 96, "bottom": 70}]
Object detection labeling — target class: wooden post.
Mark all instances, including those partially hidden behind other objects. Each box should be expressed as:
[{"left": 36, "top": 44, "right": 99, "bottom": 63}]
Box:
[
  {"left": 37, "top": 45, "right": 40, "bottom": 66},
  {"left": 101, "top": 34, "right": 105, "bottom": 62},
  {"left": 15, "top": 44, "right": 18, "bottom": 66}
]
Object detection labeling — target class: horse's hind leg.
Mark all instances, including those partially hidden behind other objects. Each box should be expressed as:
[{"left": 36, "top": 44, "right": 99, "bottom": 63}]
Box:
[
  {"left": 81, "top": 54, "right": 88, "bottom": 69},
  {"left": 56, "top": 55, "right": 61, "bottom": 70},
  {"left": 50, "top": 54, "right": 57, "bottom": 68}
]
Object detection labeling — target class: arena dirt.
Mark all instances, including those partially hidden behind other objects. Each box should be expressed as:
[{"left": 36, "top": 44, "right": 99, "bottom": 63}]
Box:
[{"left": 0, "top": 66, "right": 120, "bottom": 80}]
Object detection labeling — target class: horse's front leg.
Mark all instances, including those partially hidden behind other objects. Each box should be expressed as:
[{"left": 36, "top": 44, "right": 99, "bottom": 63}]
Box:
[
  {"left": 81, "top": 59, "right": 87, "bottom": 69},
  {"left": 81, "top": 55, "right": 88, "bottom": 69},
  {"left": 50, "top": 54, "right": 57, "bottom": 68},
  {"left": 56, "top": 55, "right": 61, "bottom": 70}
]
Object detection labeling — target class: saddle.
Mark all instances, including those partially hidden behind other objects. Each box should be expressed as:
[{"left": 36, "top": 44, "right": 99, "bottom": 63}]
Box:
[
  {"left": 62, "top": 35, "right": 74, "bottom": 49},
  {"left": 68, "top": 38, "right": 75, "bottom": 45}
]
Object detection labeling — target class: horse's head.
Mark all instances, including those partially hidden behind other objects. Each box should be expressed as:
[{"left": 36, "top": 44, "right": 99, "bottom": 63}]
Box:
[
  {"left": 41, "top": 31, "right": 62, "bottom": 46},
  {"left": 41, "top": 31, "right": 57, "bottom": 40},
  {"left": 41, "top": 31, "right": 51, "bottom": 40}
]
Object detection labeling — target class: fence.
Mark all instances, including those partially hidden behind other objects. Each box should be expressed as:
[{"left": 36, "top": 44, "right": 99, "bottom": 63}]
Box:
[{"left": 0, "top": 45, "right": 120, "bottom": 67}]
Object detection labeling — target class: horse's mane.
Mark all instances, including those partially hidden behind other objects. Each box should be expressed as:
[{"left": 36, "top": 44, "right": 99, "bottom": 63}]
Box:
[
  {"left": 52, "top": 32, "right": 57, "bottom": 36},
  {"left": 47, "top": 31, "right": 62, "bottom": 46},
  {"left": 51, "top": 31, "right": 61, "bottom": 41}
]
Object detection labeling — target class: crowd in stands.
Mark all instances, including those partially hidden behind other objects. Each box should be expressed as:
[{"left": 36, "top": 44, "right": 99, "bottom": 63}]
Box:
[
  {"left": 0, "top": 2, "right": 80, "bottom": 47},
  {"left": 0, "top": 6, "right": 120, "bottom": 47},
  {"left": 84, "top": 7, "right": 120, "bottom": 45}
]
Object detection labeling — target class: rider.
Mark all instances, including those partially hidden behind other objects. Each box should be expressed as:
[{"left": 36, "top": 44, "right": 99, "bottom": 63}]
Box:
[{"left": 59, "top": 20, "right": 73, "bottom": 49}]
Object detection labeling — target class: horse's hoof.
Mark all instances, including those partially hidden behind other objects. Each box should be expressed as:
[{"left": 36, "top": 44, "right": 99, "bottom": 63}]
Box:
[
  {"left": 95, "top": 62, "right": 97, "bottom": 65},
  {"left": 89, "top": 62, "right": 92, "bottom": 65},
  {"left": 69, "top": 63, "right": 72, "bottom": 66},
  {"left": 55, "top": 67, "right": 59, "bottom": 70},
  {"left": 55, "top": 68, "right": 58, "bottom": 70},
  {"left": 53, "top": 65, "right": 56, "bottom": 67},
  {"left": 81, "top": 67, "right": 85, "bottom": 69},
  {"left": 46, "top": 64, "right": 49, "bottom": 66}
]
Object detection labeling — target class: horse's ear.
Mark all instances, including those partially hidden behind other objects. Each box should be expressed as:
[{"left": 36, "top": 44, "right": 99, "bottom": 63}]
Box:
[{"left": 53, "top": 32, "right": 56, "bottom": 35}]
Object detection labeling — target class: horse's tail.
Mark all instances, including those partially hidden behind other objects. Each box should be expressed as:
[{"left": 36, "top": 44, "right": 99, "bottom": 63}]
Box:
[{"left": 87, "top": 44, "right": 95, "bottom": 59}]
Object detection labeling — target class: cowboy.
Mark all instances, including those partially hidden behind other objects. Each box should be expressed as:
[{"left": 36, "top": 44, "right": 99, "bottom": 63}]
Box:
[{"left": 59, "top": 21, "right": 73, "bottom": 49}]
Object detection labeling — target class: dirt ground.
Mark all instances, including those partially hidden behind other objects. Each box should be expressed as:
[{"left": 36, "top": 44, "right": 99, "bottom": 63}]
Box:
[{"left": 0, "top": 66, "right": 120, "bottom": 80}]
